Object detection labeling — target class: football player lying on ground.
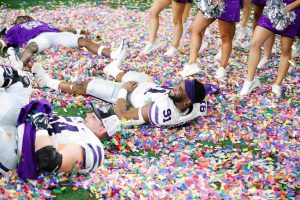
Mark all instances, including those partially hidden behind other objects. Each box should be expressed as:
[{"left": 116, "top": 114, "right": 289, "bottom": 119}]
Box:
[
  {"left": 33, "top": 60, "right": 220, "bottom": 139},
  {"left": 0, "top": 64, "right": 119, "bottom": 179},
  {"left": 0, "top": 15, "right": 128, "bottom": 69}
]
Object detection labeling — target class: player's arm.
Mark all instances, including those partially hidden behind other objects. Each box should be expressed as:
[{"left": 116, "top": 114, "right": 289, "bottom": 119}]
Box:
[
  {"left": 31, "top": 113, "right": 86, "bottom": 173},
  {"left": 59, "top": 27, "right": 91, "bottom": 36},
  {"left": 114, "top": 81, "right": 150, "bottom": 123}
]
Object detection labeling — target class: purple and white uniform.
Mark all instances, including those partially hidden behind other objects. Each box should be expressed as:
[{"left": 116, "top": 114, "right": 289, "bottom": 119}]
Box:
[
  {"left": 129, "top": 82, "right": 207, "bottom": 128},
  {"left": 17, "top": 116, "right": 105, "bottom": 173},
  {"left": 5, "top": 20, "right": 83, "bottom": 52},
  {"left": 87, "top": 78, "right": 208, "bottom": 128}
]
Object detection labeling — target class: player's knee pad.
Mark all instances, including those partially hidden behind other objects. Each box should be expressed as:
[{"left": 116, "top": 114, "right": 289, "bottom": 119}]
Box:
[
  {"left": 0, "top": 65, "right": 31, "bottom": 88},
  {"left": 35, "top": 145, "right": 62, "bottom": 172},
  {"left": 121, "top": 71, "right": 151, "bottom": 83}
]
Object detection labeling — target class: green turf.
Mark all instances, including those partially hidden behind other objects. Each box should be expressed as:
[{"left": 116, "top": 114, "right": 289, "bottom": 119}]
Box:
[{"left": 55, "top": 187, "right": 96, "bottom": 200}]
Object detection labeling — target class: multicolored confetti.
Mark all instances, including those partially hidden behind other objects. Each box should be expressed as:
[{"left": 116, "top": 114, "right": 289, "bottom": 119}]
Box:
[{"left": 0, "top": 1, "right": 299, "bottom": 199}]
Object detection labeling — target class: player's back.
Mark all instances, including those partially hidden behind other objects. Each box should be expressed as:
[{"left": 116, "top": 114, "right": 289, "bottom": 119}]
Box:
[{"left": 5, "top": 20, "right": 59, "bottom": 46}]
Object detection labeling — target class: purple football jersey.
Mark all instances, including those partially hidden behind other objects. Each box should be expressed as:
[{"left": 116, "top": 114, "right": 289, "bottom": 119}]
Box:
[{"left": 5, "top": 20, "right": 59, "bottom": 46}]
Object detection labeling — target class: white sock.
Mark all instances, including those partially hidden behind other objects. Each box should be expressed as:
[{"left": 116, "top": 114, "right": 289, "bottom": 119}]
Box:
[
  {"left": 110, "top": 50, "right": 117, "bottom": 59},
  {"left": 106, "top": 61, "right": 123, "bottom": 79},
  {"left": 97, "top": 46, "right": 105, "bottom": 56},
  {"left": 109, "top": 67, "right": 123, "bottom": 79}
]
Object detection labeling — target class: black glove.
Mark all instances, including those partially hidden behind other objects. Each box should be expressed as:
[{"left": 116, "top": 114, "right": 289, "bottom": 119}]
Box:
[{"left": 30, "top": 112, "right": 49, "bottom": 131}]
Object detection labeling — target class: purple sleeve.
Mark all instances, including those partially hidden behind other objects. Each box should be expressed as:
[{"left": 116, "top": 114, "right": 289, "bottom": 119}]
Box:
[{"left": 5, "top": 26, "right": 18, "bottom": 45}]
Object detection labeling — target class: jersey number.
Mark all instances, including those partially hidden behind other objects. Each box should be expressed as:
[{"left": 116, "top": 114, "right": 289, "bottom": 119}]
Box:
[
  {"left": 200, "top": 105, "right": 206, "bottom": 112},
  {"left": 49, "top": 122, "right": 79, "bottom": 135},
  {"left": 163, "top": 109, "right": 172, "bottom": 123}
]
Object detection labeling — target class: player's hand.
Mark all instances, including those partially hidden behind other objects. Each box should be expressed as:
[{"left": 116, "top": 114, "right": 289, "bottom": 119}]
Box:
[
  {"left": 122, "top": 81, "right": 138, "bottom": 93},
  {"left": 30, "top": 112, "right": 50, "bottom": 131},
  {"left": 81, "top": 30, "right": 91, "bottom": 37}
]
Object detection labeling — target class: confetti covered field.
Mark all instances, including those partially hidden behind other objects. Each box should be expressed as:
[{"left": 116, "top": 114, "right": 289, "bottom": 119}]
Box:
[{"left": 0, "top": 1, "right": 300, "bottom": 199}]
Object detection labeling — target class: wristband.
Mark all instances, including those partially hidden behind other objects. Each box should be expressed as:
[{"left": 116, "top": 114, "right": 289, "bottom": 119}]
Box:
[{"left": 117, "top": 88, "right": 128, "bottom": 100}]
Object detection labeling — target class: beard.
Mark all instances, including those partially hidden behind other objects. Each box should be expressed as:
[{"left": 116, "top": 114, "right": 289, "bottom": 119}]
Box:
[{"left": 168, "top": 91, "right": 183, "bottom": 103}]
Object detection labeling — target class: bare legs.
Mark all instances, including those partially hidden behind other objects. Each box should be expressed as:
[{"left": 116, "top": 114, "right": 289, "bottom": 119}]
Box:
[
  {"left": 188, "top": 12, "right": 214, "bottom": 64},
  {"left": 252, "top": 4, "right": 275, "bottom": 60},
  {"left": 171, "top": 1, "right": 186, "bottom": 48},
  {"left": 182, "top": 3, "right": 192, "bottom": 24},
  {"left": 144, "top": 0, "right": 191, "bottom": 54},
  {"left": 148, "top": 0, "right": 172, "bottom": 43},
  {"left": 276, "top": 36, "right": 294, "bottom": 86},
  {"left": 218, "top": 20, "right": 235, "bottom": 69},
  {"left": 240, "top": 0, "right": 252, "bottom": 28},
  {"left": 247, "top": 26, "right": 274, "bottom": 81}
]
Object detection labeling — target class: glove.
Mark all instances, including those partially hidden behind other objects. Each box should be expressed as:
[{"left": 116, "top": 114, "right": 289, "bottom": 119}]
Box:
[{"left": 30, "top": 112, "right": 49, "bottom": 131}]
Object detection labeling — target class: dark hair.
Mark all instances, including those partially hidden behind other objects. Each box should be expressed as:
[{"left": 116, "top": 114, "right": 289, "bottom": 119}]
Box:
[{"left": 14, "top": 16, "right": 34, "bottom": 25}]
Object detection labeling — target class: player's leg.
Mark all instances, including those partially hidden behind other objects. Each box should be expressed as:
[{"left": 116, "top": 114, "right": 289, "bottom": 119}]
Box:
[
  {"left": 103, "top": 60, "right": 152, "bottom": 83},
  {"left": 0, "top": 65, "right": 32, "bottom": 126},
  {"left": 19, "top": 43, "right": 39, "bottom": 66},
  {"left": 50, "top": 32, "right": 128, "bottom": 61},
  {"left": 32, "top": 63, "right": 89, "bottom": 94},
  {"left": 20, "top": 32, "right": 52, "bottom": 66}
]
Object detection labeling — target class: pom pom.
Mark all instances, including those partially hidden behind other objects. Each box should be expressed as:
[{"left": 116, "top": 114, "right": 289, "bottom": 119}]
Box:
[
  {"left": 195, "top": 0, "right": 225, "bottom": 19},
  {"left": 263, "top": 0, "right": 296, "bottom": 31}
]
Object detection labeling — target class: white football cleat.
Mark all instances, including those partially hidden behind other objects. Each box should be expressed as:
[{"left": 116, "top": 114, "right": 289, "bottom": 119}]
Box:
[
  {"left": 111, "top": 37, "right": 129, "bottom": 62},
  {"left": 103, "top": 60, "right": 123, "bottom": 79},
  {"left": 32, "top": 63, "right": 52, "bottom": 88},
  {"left": 7, "top": 47, "right": 23, "bottom": 70}
]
